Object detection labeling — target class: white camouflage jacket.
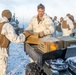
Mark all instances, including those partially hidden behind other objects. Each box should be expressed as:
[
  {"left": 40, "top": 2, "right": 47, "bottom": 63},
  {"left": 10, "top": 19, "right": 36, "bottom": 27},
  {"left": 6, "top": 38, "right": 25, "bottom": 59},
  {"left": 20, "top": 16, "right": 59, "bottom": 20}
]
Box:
[
  {"left": 61, "top": 16, "right": 74, "bottom": 36},
  {"left": 26, "top": 14, "right": 54, "bottom": 35},
  {"left": 0, "top": 17, "right": 25, "bottom": 57}
]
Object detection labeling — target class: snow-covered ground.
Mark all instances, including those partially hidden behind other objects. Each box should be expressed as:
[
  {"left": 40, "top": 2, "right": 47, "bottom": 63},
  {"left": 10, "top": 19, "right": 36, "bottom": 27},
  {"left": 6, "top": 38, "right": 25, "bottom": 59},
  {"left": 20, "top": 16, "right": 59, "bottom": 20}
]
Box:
[{"left": 7, "top": 43, "right": 30, "bottom": 75}]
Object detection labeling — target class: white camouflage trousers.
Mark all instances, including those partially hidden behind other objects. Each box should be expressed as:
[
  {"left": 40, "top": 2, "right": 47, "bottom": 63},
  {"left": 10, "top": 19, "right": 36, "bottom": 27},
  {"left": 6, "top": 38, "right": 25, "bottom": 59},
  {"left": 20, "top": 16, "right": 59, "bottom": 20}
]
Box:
[{"left": 0, "top": 56, "right": 7, "bottom": 75}]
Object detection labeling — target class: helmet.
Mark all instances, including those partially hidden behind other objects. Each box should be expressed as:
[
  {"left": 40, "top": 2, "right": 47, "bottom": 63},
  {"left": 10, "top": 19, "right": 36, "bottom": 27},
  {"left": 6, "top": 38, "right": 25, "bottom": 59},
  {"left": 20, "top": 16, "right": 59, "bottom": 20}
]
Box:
[{"left": 2, "top": 10, "right": 12, "bottom": 19}]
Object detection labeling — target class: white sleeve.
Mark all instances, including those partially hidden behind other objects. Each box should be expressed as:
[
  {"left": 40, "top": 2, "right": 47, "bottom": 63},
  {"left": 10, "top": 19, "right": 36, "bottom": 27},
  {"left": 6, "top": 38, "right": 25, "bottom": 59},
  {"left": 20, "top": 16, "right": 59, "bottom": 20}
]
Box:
[
  {"left": 1, "top": 23, "right": 25, "bottom": 44},
  {"left": 44, "top": 18, "right": 54, "bottom": 35}
]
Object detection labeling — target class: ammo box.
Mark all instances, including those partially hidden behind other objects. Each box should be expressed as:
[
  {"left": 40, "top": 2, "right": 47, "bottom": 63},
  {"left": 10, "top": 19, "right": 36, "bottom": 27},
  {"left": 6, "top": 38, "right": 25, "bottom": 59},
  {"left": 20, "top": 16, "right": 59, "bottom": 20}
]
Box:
[
  {"left": 25, "top": 34, "right": 39, "bottom": 44},
  {"left": 38, "top": 37, "right": 63, "bottom": 53}
]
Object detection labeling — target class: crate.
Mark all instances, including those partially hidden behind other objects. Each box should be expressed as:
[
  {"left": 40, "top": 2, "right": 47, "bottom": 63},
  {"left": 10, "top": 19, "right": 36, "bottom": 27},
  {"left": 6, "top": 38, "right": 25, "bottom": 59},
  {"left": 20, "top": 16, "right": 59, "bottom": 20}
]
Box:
[
  {"left": 57, "top": 36, "right": 76, "bottom": 48},
  {"left": 38, "top": 37, "right": 63, "bottom": 53},
  {"left": 25, "top": 34, "right": 39, "bottom": 44}
]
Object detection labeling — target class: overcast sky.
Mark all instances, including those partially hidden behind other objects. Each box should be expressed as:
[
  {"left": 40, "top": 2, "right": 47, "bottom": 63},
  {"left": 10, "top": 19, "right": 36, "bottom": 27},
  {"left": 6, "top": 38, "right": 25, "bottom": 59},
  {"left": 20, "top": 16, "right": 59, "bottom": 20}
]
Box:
[{"left": 0, "top": 0, "right": 76, "bottom": 27}]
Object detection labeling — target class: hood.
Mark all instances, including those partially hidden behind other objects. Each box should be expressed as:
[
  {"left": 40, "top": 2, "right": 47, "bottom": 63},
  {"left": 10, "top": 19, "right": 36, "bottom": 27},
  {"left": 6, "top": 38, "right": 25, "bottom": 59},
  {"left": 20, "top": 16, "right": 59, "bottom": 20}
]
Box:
[{"left": 0, "top": 17, "right": 9, "bottom": 23}]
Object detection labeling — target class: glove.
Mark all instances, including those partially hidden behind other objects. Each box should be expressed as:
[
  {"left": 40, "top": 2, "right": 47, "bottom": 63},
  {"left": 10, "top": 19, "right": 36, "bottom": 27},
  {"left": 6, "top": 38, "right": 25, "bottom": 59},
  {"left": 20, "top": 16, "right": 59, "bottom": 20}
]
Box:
[
  {"left": 23, "top": 30, "right": 33, "bottom": 38},
  {"left": 38, "top": 31, "right": 44, "bottom": 38}
]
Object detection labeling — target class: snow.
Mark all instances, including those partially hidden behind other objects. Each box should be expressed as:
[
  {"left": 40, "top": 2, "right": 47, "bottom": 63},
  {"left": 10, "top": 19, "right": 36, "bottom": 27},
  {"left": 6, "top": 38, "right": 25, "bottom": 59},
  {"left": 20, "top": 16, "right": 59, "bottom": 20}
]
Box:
[{"left": 7, "top": 43, "right": 30, "bottom": 75}]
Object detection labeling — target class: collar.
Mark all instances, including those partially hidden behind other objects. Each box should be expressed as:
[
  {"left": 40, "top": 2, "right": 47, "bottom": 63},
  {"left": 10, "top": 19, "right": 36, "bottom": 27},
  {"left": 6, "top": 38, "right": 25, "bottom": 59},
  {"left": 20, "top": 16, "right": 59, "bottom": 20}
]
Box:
[{"left": 35, "top": 13, "right": 47, "bottom": 20}]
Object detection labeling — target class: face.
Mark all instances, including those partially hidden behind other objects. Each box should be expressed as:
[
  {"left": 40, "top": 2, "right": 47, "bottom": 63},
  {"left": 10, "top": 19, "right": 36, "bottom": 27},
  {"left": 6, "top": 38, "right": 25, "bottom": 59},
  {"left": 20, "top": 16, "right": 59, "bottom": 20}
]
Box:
[
  {"left": 37, "top": 8, "right": 45, "bottom": 18},
  {"left": 60, "top": 17, "right": 63, "bottom": 22},
  {"left": 54, "top": 16, "right": 57, "bottom": 20}
]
